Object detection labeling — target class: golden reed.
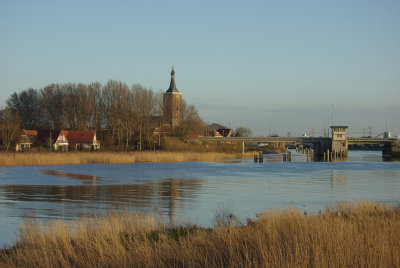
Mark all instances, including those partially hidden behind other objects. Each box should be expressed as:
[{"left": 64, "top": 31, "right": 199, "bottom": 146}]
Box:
[
  {"left": 1, "top": 201, "right": 399, "bottom": 267},
  {"left": 0, "top": 151, "right": 253, "bottom": 166}
]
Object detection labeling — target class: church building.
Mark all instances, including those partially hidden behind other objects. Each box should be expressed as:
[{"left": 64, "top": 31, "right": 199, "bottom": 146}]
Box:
[{"left": 163, "top": 67, "right": 183, "bottom": 127}]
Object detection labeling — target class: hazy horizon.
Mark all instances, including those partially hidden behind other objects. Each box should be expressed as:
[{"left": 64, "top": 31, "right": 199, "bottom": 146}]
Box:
[{"left": 1, "top": 1, "right": 399, "bottom": 137}]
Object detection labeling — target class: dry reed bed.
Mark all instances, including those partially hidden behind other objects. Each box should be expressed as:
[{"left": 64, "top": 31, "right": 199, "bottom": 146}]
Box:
[
  {"left": 1, "top": 201, "right": 399, "bottom": 267},
  {"left": 0, "top": 151, "right": 253, "bottom": 166}
]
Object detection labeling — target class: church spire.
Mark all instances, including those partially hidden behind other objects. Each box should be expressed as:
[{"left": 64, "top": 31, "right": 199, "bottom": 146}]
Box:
[{"left": 166, "top": 66, "right": 179, "bottom": 93}]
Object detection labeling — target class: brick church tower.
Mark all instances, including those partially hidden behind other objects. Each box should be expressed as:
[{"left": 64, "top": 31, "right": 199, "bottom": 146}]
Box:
[{"left": 163, "top": 67, "right": 182, "bottom": 127}]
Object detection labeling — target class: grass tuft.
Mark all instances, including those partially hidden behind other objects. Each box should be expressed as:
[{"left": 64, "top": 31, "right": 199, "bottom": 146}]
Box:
[{"left": 1, "top": 201, "right": 399, "bottom": 267}]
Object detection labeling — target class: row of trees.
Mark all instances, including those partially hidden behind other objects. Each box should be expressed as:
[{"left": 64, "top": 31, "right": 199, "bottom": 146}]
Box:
[{"left": 1, "top": 81, "right": 203, "bottom": 151}]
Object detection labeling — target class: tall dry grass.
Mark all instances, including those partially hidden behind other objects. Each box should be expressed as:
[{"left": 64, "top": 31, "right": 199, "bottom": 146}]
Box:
[
  {"left": 163, "top": 137, "right": 244, "bottom": 153},
  {"left": 1, "top": 201, "right": 399, "bottom": 267},
  {"left": 0, "top": 151, "right": 253, "bottom": 166}
]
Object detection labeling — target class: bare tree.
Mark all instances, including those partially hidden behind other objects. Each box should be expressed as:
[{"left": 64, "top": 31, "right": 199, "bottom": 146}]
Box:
[
  {"left": 4, "top": 80, "right": 204, "bottom": 151},
  {"left": 234, "top": 126, "right": 253, "bottom": 137},
  {"left": 6, "top": 89, "right": 41, "bottom": 129},
  {"left": 120, "top": 83, "right": 134, "bottom": 150},
  {"left": 103, "top": 80, "right": 122, "bottom": 148},
  {"left": 39, "top": 84, "right": 65, "bottom": 129},
  {"left": 102, "top": 80, "right": 136, "bottom": 150},
  {"left": 132, "top": 84, "right": 156, "bottom": 150},
  {"left": 175, "top": 100, "right": 203, "bottom": 139},
  {"left": 88, "top": 82, "right": 105, "bottom": 132},
  {"left": 62, "top": 83, "right": 81, "bottom": 129},
  {"left": 0, "top": 108, "right": 21, "bottom": 151},
  {"left": 76, "top": 83, "right": 92, "bottom": 130}
]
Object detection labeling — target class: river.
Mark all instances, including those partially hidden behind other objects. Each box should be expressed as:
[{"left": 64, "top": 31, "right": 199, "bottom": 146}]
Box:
[{"left": 0, "top": 150, "right": 399, "bottom": 247}]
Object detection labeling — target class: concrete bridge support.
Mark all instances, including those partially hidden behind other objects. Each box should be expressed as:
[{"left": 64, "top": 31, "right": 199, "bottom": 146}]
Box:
[
  {"left": 383, "top": 142, "right": 400, "bottom": 158},
  {"left": 312, "top": 139, "right": 332, "bottom": 161}
]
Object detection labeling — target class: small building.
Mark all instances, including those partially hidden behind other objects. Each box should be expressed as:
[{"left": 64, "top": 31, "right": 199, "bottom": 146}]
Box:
[
  {"left": 15, "top": 129, "right": 38, "bottom": 151},
  {"left": 383, "top": 131, "right": 391, "bottom": 138},
  {"left": 213, "top": 129, "right": 223, "bottom": 137},
  {"left": 54, "top": 130, "right": 100, "bottom": 151},
  {"left": 217, "top": 128, "right": 233, "bottom": 138},
  {"left": 330, "top": 126, "right": 348, "bottom": 155}
]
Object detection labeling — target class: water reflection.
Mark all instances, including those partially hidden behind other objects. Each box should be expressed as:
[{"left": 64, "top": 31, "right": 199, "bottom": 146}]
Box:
[
  {"left": 383, "top": 156, "right": 400, "bottom": 162},
  {"left": 330, "top": 171, "right": 347, "bottom": 188},
  {"left": 263, "top": 154, "right": 283, "bottom": 162},
  {"left": 215, "top": 160, "right": 248, "bottom": 164},
  {"left": 0, "top": 178, "right": 202, "bottom": 224},
  {"left": 0, "top": 151, "right": 399, "bottom": 248},
  {"left": 42, "top": 170, "right": 100, "bottom": 185}
]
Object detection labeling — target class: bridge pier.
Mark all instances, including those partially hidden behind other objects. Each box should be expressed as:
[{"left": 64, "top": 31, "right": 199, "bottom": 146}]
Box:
[
  {"left": 312, "top": 138, "right": 332, "bottom": 161},
  {"left": 254, "top": 151, "right": 264, "bottom": 163},
  {"left": 383, "top": 142, "right": 400, "bottom": 158}
]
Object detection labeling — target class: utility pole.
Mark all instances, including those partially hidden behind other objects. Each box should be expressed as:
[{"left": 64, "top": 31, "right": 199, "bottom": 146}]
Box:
[
  {"left": 268, "top": 120, "right": 271, "bottom": 137},
  {"left": 392, "top": 117, "right": 395, "bottom": 134},
  {"left": 328, "top": 116, "right": 330, "bottom": 138},
  {"left": 158, "top": 122, "right": 161, "bottom": 147}
]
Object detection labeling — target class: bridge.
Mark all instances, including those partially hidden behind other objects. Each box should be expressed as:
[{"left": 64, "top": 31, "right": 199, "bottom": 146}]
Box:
[
  {"left": 199, "top": 136, "right": 396, "bottom": 144},
  {"left": 197, "top": 128, "right": 399, "bottom": 159}
]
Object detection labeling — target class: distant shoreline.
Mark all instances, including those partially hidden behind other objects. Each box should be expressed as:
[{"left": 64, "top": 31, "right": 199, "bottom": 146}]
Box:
[{"left": 0, "top": 151, "right": 254, "bottom": 166}]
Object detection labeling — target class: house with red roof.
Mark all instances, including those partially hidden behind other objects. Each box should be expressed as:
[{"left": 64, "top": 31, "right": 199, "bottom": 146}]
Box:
[
  {"left": 54, "top": 130, "right": 100, "bottom": 151},
  {"left": 15, "top": 129, "right": 38, "bottom": 151},
  {"left": 209, "top": 129, "right": 233, "bottom": 138},
  {"left": 213, "top": 129, "right": 223, "bottom": 137},
  {"left": 217, "top": 128, "right": 233, "bottom": 137}
]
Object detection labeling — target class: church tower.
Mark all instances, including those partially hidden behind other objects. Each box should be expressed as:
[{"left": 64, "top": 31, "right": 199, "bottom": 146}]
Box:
[{"left": 163, "top": 67, "right": 183, "bottom": 127}]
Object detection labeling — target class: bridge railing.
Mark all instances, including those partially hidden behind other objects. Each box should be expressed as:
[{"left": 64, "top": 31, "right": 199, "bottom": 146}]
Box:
[
  {"left": 197, "top": 136, "right": 330, "bottom": 143},
  {"left": 347, "top": 137, "right": 397, "bottom": 144}
]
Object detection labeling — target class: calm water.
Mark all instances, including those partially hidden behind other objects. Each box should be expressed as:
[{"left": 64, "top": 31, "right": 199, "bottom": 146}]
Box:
[{"left": 0, "top": 150, "right": 399, "bottom": 247}]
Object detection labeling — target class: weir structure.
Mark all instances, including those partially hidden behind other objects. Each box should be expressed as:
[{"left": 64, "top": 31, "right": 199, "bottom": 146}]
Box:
[{"left": 198, "top": 126, "right": 399, "bottom": 160}]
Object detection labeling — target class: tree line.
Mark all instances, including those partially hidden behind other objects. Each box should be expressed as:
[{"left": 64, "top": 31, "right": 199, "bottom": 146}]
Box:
[{"left": 0, "top": 81, "right": 203, "bottom": 151}]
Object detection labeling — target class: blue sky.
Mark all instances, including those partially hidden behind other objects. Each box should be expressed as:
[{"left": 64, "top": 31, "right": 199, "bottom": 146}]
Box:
[{"left": 1, "top": 0, "right": 399, "bottom": 137}]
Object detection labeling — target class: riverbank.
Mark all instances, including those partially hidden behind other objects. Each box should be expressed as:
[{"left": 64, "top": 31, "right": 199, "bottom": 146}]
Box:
[
  {"left": 0, "top": 151, "right": 254, "bottom": 166},
  {"left": 1, "top": 201, "right": 399, "bottom": 267}
]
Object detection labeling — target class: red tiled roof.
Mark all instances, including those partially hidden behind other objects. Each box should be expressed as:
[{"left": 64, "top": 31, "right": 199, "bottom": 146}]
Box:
[
  {"left": 23, "top": 129, "right": 38, "bottom": 137},
  {"left": 217, "top": 128, "right": 232, "bottom": 137},
  {"left": 214, "top": 130, "right": 223, "bottom": 137},
  {"left": 62, "top": 130, "right": 95, "bottom": 144}
]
